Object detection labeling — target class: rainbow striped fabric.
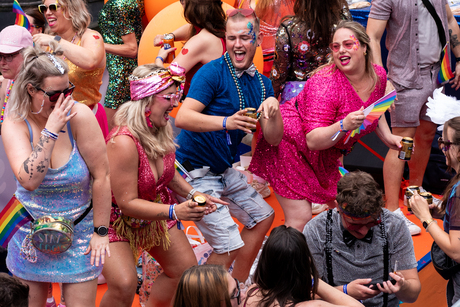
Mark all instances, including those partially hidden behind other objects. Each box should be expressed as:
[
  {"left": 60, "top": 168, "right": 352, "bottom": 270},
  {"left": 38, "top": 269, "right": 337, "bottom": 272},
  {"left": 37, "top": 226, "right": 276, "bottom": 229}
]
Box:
[
  {"left": 13, "top": 0, "right": 30, "bottom": 31},
  {"left": 339, "top": 166, "right": 349, "bottom": 177},
  {"left": 344, "top": 90, "right": 396, "bottom": 144},
  {"left": 0, "top": 196, "right": 32, "bottom": 248},
  {"left": 438, "top": 43, "right": 454, "bottom": 84}
]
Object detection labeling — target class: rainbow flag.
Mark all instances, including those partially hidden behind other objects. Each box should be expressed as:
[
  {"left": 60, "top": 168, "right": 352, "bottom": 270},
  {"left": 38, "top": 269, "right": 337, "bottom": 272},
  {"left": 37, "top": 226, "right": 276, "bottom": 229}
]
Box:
[
  {"left": 174, "top": 159, "right": 192, "bottom": 180},
  {"left": 13, "top": 0, "right": 30, "bottom": 31},
  {"left": 339, "top": 166, "right": 349, "bottom": 177},
  {"left": 438, "top": 43, "right": 455, "bottom": 84},
  {"left": 344, "top": 90, "right": 396, "bottom": 144},
  {"left": 0, "top": 196, "right": 32, "bottom": 248}
]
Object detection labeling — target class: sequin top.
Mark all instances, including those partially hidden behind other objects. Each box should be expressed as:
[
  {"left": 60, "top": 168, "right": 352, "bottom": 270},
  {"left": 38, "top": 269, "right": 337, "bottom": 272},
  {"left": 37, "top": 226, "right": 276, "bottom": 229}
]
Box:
[
  {"left": 270, "top": 8, "right": 352, "bottom": 98},
  {"left": 64, "top": 39, "right": 104, "bottom": 108},
  {"left": 250, "top": 64, "right": 387, "bottom": 203},
  {"left": 99, "top": 0, "right": 143, "bottom": 109}
]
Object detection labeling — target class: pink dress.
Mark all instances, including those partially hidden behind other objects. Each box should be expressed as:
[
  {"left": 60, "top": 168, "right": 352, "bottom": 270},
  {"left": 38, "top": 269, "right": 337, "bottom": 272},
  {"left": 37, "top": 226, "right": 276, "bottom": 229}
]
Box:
[
  {"left": 249, "top": 64, "right": 387, "bottom": 203},
  {"left": 107, "top": 127, "right": 177, "bottom": 244}
]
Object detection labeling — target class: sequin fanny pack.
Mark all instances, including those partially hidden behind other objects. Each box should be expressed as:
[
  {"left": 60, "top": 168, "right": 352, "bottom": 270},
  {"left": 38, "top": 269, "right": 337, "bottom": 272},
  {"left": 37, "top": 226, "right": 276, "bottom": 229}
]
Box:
[{"left": 22, "top": 202, "right": 93, "bottom": 261}]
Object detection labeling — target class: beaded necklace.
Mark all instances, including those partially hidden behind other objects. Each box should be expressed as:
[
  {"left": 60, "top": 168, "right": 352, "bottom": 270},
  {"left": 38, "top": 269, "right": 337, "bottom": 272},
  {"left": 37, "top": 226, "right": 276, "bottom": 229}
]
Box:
[
  {"left": 224, "top": 52, "right": 265, "bottom": 115},
  {"left": 1, "top": 80, "right": 14, "bottom": 124}
]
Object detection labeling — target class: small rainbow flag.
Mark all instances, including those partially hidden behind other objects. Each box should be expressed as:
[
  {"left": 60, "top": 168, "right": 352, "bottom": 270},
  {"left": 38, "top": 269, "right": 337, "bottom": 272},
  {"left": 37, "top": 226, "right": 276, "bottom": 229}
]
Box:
[
  {"left": 174, "top": 159, "right": 192, "bottom": 180},
  {"left": 344, "top": 90, "right": 396, "bottom": 144},
  {"left": 438, "top": 43, "right": 455, "bottom": 84},
  {"left": 0, "top": 196, "right": 32, "bottom": 248},
  {"left": 339, "top": 166, "right": 349, "bottom": 177},
  {"left": 13, "top": 0, "right": 30, "bottom": 31}
]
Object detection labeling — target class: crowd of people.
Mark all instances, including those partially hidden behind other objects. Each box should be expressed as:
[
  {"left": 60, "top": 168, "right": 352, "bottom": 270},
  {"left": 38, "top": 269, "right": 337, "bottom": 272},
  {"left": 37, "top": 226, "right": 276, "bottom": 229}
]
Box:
[{"left": 0, "top": 0, "right": 460, "bottom": 306}]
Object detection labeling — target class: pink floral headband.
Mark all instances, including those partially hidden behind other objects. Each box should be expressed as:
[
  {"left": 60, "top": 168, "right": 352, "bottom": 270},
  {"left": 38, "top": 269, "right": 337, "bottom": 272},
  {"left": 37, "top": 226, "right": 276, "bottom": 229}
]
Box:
[{"left": 129, "top": 62, "right": 185, "bottom": 101}]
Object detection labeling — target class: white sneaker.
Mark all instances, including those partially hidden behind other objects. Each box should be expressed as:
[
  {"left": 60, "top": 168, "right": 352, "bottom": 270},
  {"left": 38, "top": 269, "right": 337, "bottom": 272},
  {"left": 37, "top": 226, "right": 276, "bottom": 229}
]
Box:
[
  {"left": 312, "top": 203, "right": 328, "bottom": 215},
  {"left": 394, "top": 208, "right": 421, "bottom": 236}
]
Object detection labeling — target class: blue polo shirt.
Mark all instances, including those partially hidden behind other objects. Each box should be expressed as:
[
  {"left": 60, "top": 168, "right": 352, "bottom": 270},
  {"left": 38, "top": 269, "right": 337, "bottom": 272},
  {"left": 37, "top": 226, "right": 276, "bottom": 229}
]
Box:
[{"left": 176, "top": 55, "right": 274, "bottom": 174}]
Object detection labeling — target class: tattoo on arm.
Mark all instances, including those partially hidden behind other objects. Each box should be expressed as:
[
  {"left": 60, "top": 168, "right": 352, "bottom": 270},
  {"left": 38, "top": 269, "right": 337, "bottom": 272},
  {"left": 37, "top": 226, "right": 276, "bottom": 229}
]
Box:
[
  {"left": 22, "top": 135, "right": 51, "bottom": 180},
  {"left": 450, "top": 29, "right": 460, "bottom": 48},
  {"left": 156, "top": 212, "right": 168, "bottom": 219}
]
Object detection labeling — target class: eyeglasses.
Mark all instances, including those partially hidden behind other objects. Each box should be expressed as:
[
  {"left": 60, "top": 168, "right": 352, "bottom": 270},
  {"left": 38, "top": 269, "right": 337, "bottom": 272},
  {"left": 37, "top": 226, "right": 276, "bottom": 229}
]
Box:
[
  {"left": 342, "top": 215, "right": 381, "bottom": 231},
  {"left": 36, "top": 82, "right": 75, "bottom": 102},
  {"left": 230, "top": 278, "right": 241, "bottom": 305},
  {"left": 329, "top": 39, "right": 356, "bottom": 53},
  {"left": 226, "top": 8, "right": 255, "bottom": 17},
  {"left": 438, "top": 137, "right": 460, "bottom": 151},
  {"left": 0, "top": 51, "right": 20, "bottom": 63},
  {"left": 38, "top": 3, "right": 60, "bottom": 14},
  {"left": 155, "top": 91, "right": 182, "bottom": 106},
  {"left": 30, "top": 25, "right": 42, "bottom": 29}
]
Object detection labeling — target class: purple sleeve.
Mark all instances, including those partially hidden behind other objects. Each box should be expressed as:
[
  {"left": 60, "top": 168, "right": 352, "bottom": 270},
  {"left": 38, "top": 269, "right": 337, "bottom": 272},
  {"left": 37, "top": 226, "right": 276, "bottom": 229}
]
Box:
[{"left": 369, "top": 0, "right": 393, "bottom": 21}]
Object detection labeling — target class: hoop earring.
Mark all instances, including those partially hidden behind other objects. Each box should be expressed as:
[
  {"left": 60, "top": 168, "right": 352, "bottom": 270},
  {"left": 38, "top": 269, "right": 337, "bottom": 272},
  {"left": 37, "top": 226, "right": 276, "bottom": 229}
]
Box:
[
  {"left": 31, "top": 99, "right": 44, "bottom": 115},
  {"left": 145, "top": 109, "right": 153, "bottom": 128},
  {"left": 364, "top": 51, "right": 367, "bottom": 56}
]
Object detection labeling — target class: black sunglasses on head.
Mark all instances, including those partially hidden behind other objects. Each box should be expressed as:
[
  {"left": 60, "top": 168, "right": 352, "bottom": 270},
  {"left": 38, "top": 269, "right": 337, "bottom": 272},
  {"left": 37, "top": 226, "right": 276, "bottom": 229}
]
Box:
[{"left": 36, "top": 82, "right": 75, "bottom": 102}]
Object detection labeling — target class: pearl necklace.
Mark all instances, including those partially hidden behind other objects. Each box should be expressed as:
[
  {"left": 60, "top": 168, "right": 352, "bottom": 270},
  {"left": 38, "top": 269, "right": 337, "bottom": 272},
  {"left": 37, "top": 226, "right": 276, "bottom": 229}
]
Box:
[
  {"left": 224, "top": 52, "right": 265, "bottom": 118},
  {"left": 1, "top": 80, "right": 14, "bottom": 124}
]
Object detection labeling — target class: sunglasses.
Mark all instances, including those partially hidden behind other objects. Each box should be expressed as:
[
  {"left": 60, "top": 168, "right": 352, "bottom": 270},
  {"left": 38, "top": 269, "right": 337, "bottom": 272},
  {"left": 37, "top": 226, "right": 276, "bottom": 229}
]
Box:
[
  {"left": 438, "top": 137, "right": 460, "bottom": 151},
  {"left": 0, "top": 51, "right": 20, "bottom": 63},
  {"left": 155, "top": 91, "right": 182, "bottom": 106},
  {"left": 230, "top": 278, "right": 241, "bottom": 305},
  {"left": 36, "top": 82, "right": 75, "bottom": 102},
  {"left": 342, "top": 214, "right": 381, "bottom": 231},
  {"left": 329, "top": 39, "right": 356, "bottom": 53},
  {"left": 226, "top": 8, "right": 255, "bottom": 17},
  {"left": 38, "top": 3, "right": 60, "bottom": 14}
]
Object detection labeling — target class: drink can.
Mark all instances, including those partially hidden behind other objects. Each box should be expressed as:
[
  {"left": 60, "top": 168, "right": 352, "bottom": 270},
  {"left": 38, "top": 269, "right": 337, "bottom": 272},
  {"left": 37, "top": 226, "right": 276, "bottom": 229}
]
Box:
[
  {"left": 193, "top": 195, "right": 206, "bottom": 206},
  {"left": 420, "top": 192, "right": 433, "bottom": 205},
  {"left": 162, "top": 33, "right": 175, "bottom": 63},
  {"left": 243, "top": 107, "right": 257, "bottom": 132},
  {"left": 405, "top": 186, "right": 420, "bottom": 212},
  {"left": 398, "top": 137, "right": 413, "bottom": 160}
]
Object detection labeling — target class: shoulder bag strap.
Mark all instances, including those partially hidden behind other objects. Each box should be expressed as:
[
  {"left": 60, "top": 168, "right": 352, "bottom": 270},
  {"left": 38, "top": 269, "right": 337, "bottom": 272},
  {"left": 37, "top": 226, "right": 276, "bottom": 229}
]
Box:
[
  {"left": 420, "top": 0, "right": 446, "bottom": 48},
  {"left": 379, "top": 213, "right": 389, "bottom": 307}
]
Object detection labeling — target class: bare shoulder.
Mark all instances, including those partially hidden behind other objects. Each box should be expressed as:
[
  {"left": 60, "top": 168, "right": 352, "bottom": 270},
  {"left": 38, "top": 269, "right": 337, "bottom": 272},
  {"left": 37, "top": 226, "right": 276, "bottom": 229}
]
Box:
[
  {"left": 81, "top": 29, "right": 103, "bottom": 42},
  {"left": 107, "top": 134, "right": 137, "bottom": 158}
]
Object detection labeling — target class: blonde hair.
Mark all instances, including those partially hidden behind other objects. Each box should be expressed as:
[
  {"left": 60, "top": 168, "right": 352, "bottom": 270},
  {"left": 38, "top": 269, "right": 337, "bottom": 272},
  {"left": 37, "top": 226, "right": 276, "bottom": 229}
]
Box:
[
  {"left": 46, "top": 0, "right": 91, "bottom": 37},
  {"left": 111, "top": 64, "right": 178, "bottom": 160},
  {"left": 8, "top": 41, "right": 68, "bottom": 121},
  {"left": 310, "top": 20, "right": 378, "bottom": 91}
]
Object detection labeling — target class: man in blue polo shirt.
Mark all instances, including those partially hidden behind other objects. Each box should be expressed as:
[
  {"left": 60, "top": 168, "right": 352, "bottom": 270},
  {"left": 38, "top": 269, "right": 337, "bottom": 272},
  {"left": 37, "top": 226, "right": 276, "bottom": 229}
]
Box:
[{"left": 175, "top": 9, "right": 283, "bottom": 287}]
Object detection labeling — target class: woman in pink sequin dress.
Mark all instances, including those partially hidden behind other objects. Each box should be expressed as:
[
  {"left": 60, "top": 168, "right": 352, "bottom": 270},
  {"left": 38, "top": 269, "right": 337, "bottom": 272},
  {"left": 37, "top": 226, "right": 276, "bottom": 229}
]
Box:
[
  {"left": 100, "top": 64, "right": 224, "bottom": 307},
  {"left": 250, "top": 21, "right": 402, "bottom": 231}
]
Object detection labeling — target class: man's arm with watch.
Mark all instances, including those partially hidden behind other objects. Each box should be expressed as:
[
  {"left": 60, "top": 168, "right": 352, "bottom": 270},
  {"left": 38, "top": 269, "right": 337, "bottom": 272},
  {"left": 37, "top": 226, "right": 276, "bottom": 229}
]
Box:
[{"left": 447, "top": 4, "right": 460, "bottom": 90}]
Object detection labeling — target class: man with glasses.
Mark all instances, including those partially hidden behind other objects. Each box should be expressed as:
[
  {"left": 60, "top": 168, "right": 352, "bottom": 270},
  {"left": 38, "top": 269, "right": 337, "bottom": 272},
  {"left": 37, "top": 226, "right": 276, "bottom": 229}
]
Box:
[
  {"left": 304, "top": 171, "right": 421, "bottom": 307},
  {"left": 0, "top": 25, "right": 33, "bottom": 122},
  {"left": 174, "top": 9, "right": 283, "bottom": 290}
]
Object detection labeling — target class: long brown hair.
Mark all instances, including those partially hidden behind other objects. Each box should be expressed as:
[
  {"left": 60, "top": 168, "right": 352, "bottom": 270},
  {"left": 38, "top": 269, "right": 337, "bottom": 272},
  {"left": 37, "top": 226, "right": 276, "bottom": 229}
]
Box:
[
  {"left": 183, "top": 0, "right": 226, "bottom": 39},
  {"left": 440, "top": 117, "right": 460, "bottom": 212},
  {"left": 284, "top": 0, "right": 348, "bottom": 47}
]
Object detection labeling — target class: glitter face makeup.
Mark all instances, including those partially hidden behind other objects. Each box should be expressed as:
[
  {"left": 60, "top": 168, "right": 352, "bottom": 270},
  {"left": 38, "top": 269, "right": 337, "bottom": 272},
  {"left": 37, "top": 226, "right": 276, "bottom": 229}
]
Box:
[
  {"left": 350, "top": 34, "right": 360, "bottom": 51},
  {"left": 247, "top": 22, "right": 256, "bottom": 45}
]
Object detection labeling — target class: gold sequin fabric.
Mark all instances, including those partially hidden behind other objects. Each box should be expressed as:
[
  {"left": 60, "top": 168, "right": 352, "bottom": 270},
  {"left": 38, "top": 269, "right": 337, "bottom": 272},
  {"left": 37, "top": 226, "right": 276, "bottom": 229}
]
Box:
[
  {"left": 64, "top": 39, "right": 104, "bottom": 108},
  {"left": 270, "top": 8, "right": 352, "bottom": 97}
]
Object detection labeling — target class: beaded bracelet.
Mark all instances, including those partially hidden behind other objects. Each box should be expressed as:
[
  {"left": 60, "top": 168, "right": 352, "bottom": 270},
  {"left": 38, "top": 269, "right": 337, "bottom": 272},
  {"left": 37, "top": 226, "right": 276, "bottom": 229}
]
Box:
[
  {"left": 343, "top": 284, "right": 348, "bottom": 295},
  {"left": 331, "top": 119, "right": 349, "bottom": 141},
  {"left": 41, "top": 128, "right": 58, "bottom": 141},
  {"left": 156, "top": 56, "right": 164, "bottom": 62},
  {"left": 186, "top": 188, "right": 196, "bottom": 200}
]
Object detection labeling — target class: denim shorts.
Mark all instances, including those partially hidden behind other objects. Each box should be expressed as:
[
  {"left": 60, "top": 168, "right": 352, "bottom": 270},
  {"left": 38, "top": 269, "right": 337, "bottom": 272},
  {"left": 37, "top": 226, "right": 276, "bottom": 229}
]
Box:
[{"left": 177, "top": 167, "right": 274, "bottom": 254}]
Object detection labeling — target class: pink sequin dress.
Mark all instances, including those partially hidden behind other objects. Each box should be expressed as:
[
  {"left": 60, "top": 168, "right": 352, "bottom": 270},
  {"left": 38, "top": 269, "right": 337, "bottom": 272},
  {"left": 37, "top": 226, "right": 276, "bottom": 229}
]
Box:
[
  {"left": 249, "top": 64, "right": 387, "bottom": 203},
  {"left": 107, "top": 127, "right": 177, "bottom": 245}
]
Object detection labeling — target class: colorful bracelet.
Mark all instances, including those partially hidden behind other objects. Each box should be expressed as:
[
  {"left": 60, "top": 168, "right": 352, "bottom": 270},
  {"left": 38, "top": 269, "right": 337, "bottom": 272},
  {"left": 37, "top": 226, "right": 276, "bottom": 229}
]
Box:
[
  {"left": 169, "top": 205, "right": 174, "bottom": 220},
  {"left": 156, "top": 56, "right": 164, "bottom": 62},
  {"left": 41, "top": 128, "right": 58, "bottom": 141},
  {"left": 331, "top": 119, "right": 348, "bottom": 141},
  {"left": 343, "top": 284, "right": 348, "bottom": 295},
  {"left": 172, "top": 204, "right": 179, "bottom": 221},
  {"left": 223, "top": 117, "right": 228, "bottom": 130}
]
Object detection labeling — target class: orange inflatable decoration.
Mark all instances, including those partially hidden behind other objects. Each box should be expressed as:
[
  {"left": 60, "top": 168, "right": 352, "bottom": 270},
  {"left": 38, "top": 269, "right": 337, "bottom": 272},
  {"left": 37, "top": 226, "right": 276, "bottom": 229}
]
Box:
[
  {"left": 144, "top": 0, "right": 238, "bottom": 22},
  {"left": 138, "top": 1, "right": 265, "bottom": 74}
]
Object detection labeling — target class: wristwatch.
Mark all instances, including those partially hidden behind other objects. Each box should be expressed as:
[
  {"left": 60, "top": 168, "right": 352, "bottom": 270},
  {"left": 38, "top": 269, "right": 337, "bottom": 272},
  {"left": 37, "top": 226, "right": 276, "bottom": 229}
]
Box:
[
  {"left": 423, "top": 218, "right": 435, "bottom": 230},
  {"left": 94, "top": 225, "right": 108, "bottom": 236},
  {"left": 54, "top": 35, "right": 61, "bottom": 43}
]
